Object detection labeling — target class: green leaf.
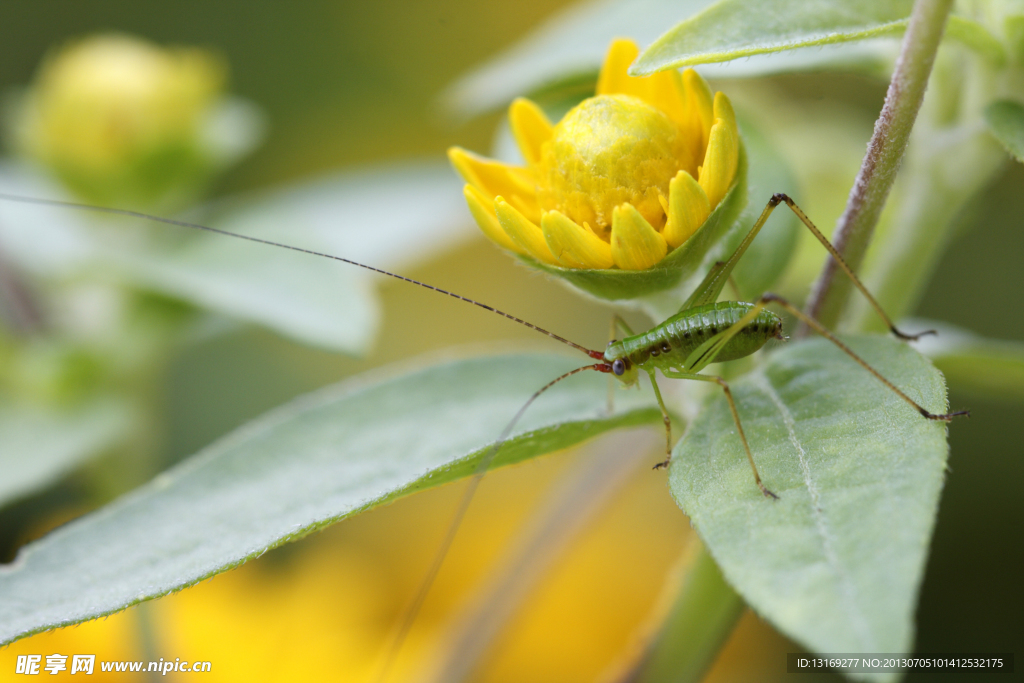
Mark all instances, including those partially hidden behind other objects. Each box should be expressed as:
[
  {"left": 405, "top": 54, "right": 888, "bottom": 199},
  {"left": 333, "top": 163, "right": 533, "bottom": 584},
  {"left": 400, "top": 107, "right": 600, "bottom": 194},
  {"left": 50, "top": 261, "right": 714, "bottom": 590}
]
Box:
[
  {"left": 0, "top": 399, "right": 131, "bottom": 509},
  {"left": 0, "top": 352, "right": 659, "bottom": 645},
  {"left": 632, "top": 1, "right": 1004, "bottom": 74},
  {"left": 669, "top": 336, "right": 950, "bottom": 662},
  {"left": 130, "top": 161, "right": 469, "bottom": 354},
  {"left": 113, "top": 238, "right": 378, "bottom": 354},
  {"left": 523, "top": 145, "right": 748, "bottom": 302},
  {"left": 0, "top": 164, "right": 99, "bottom": 276},
  {"left": 984, "top": 100, "right": 1024, "bottom": 164},
  {"left": 634, "top": 0, "right": 914, "bottom": 73},
  {"left": 0, "top": 161, "right": 470, "bottom": 354},
  {"left": 908, "top": 318, "right": 1024, "bottom": 404},
  {"left": 206, "top": 161, "right": 470, "bottom": 276}
]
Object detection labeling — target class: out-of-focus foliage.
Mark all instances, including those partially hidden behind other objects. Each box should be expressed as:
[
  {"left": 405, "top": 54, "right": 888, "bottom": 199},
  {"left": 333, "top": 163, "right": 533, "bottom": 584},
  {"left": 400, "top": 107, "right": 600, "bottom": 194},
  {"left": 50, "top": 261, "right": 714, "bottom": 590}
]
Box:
[{"left": 984, "top": 99, "right": 1024, "bottom": 161}]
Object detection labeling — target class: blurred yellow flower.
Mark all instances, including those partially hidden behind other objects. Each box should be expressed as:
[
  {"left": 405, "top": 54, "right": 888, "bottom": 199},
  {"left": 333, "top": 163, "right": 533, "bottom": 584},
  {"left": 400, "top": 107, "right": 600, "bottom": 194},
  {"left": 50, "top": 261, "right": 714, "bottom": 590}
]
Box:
[
  {"left": 12, "top": 34, "right": 231, "bottom": 209},
  {"left": 0, "top": 599, "right": 142, "bottom": 682},
  {"left": 449, "top": 39, "right": 740, "bottom": 271}
]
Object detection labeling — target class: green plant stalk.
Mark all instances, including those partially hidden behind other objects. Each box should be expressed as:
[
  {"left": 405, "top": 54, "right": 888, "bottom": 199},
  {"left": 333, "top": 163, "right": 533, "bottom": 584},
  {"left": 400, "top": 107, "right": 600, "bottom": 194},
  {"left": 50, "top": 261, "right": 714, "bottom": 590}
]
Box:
[
  {"left": 803, "top": 0, "right": 954, "bottom": 331},
  {"left": 635, "top": 540, "right": 744, "bottom": 683}
]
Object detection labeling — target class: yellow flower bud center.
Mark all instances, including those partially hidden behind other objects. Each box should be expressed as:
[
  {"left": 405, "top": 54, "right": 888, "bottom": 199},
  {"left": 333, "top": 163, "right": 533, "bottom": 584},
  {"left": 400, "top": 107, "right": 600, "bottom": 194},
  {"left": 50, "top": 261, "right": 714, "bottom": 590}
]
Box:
[{"left": 536, "top": 94, "right": 689, "bottom": 232}]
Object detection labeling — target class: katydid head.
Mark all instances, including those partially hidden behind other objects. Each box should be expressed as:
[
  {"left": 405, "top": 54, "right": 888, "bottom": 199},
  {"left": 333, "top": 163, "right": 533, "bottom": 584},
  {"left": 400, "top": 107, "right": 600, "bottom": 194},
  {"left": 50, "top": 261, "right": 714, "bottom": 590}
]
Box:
[{"left": 603, "top": 342, "right": 639, "bottom": 387}]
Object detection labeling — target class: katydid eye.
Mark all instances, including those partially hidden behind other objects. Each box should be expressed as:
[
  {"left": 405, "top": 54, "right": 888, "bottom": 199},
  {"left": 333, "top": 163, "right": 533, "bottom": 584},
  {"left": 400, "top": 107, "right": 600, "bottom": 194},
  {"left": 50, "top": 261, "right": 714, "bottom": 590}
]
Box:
[{"left": 612, "top": 359, "right": 625, "bottom": 376}]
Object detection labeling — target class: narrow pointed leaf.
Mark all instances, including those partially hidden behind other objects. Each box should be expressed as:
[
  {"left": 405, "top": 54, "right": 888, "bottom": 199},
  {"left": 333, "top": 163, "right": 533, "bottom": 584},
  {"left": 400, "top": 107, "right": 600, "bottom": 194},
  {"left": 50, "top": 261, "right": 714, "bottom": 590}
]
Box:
[
  {"left": 669, "top": 336, "right": 949, "bottom": 664},
  {"left": 0, "top": 352, "right": 659, "bottom": 646},
  {"left": 636, "top": 541, "right": 743, "bottom": 683}
]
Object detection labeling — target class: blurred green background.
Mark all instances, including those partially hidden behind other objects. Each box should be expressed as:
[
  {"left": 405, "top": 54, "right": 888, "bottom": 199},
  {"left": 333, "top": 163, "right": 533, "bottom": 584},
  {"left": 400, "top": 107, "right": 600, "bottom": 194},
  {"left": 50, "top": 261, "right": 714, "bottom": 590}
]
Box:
[{"left": 0, "top": 1, "right": 1020, "bottom": 681}]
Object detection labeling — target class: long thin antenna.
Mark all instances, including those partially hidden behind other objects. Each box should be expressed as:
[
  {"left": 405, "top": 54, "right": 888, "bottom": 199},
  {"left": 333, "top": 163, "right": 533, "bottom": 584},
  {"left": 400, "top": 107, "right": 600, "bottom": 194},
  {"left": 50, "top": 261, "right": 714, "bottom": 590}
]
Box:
[
  {"left": 372, "top": 362, "right": 612, "bottom": 683},
  {"left": 0, "top": 192, "right": 605, "bottom": 360}
]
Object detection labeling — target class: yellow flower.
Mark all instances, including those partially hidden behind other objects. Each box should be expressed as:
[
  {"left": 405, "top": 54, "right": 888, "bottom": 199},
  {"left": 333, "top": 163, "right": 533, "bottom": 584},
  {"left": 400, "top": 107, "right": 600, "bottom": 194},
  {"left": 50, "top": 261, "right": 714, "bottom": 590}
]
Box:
[
  {"left": 12, "top": 34, "right": 230, "bottom": 209},
  {"left": 449, "top": 39, "right": 740, "bottom": 272}
]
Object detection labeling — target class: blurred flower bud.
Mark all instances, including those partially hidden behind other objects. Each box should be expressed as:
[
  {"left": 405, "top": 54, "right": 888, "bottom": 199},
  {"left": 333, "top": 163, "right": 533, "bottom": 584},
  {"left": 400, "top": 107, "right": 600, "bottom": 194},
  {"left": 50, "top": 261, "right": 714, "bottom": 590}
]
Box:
[{"left": 9, "top": 33, "right": 263, "bottom": 210}]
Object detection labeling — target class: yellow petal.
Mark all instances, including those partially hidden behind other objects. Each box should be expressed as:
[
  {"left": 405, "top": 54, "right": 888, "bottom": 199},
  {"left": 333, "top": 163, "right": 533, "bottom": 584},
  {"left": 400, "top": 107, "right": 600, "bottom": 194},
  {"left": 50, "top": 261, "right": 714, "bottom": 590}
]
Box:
[
  {"left": 681, "top": 69, "right": 714, "bottom": 170},
  {"left": 644, "top": 69, "right": 687, "bottom": 126},
  {"left": 541, "top": 210, "right": 614, "bottom": 269},
  {"left": 596, "top": 39, "right": 641, "bottom": 97},
  {"left": 508, "top": 98, "right": 552, "bottom": 166},
  {"left": 463, "top": 184, "right": 523, "bottom": 254},
  {"left": 698, "top": 117, "right": 739, "bottom": 210},
  {"left": 495, "top": 197, "right": 560, "bottom": 265},
  {"left": 611, "top": 203, "right": 667, "bottom": 270},
  {"left": 663, "top": 170, "right": 710, "bottom": 248},
  {"left": 596, "top": 39, "right": 686, "bottom": 124},
  {"left": 713, "top": 91, "right": 738, "bottom": 137},
  {"left": 447, "top": 147, "right": 540, "bottom": 223}
]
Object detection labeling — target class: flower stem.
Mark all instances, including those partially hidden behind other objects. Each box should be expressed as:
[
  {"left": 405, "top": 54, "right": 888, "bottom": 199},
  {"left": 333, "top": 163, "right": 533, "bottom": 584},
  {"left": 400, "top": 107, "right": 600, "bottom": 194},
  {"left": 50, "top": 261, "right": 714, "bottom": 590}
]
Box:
[
  {"left": 633, "top": 540, "right": 743, "bottom": 683},
  {"left": 803, "top": 0, "right": 954, "bottom": 331}
]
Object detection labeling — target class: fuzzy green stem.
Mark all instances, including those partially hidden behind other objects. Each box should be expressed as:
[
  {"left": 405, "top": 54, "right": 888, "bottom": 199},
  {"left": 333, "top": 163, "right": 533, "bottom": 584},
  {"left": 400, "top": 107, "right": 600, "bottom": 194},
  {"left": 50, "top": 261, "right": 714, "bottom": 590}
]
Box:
[
  {"left": 634, "top": 540, "right": 744, "bottom": 683},
  {"left": 803, "top": 0, "right": 954, "bottom": 332}
]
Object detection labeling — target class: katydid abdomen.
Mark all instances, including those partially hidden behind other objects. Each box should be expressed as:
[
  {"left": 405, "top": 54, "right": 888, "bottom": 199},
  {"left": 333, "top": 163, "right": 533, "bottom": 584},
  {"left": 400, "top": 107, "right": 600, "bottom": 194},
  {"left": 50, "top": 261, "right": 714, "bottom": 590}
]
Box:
[{"left": 608, "top": 302, "right": 782, "bottom": 371}]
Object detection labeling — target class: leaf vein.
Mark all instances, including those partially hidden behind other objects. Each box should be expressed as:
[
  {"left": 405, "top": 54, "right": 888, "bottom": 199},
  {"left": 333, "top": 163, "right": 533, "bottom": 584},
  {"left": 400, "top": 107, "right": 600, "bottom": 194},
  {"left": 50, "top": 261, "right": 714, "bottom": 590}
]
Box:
[{"left": 753, "top": 371, "right": 876, "bottom": 650}]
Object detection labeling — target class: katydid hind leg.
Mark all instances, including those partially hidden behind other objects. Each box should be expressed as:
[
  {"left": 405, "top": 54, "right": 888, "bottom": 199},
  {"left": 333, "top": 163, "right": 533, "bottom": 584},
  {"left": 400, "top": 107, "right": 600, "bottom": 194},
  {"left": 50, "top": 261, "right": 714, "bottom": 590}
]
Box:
[
  {"left": 678, "top": 195, "right": 786, "bottom": 312},
  {"left": 747, "top": 194, "right": 965, "bottom": 415},
  {"left": 689, "top": 191, "right": 936, "bottom": 342},
  {"left": 772, "top": 193, "right": 935, "bottom": 341},
  {"left": 660, "top": 368, "right": 778, "bottom": 499}
]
